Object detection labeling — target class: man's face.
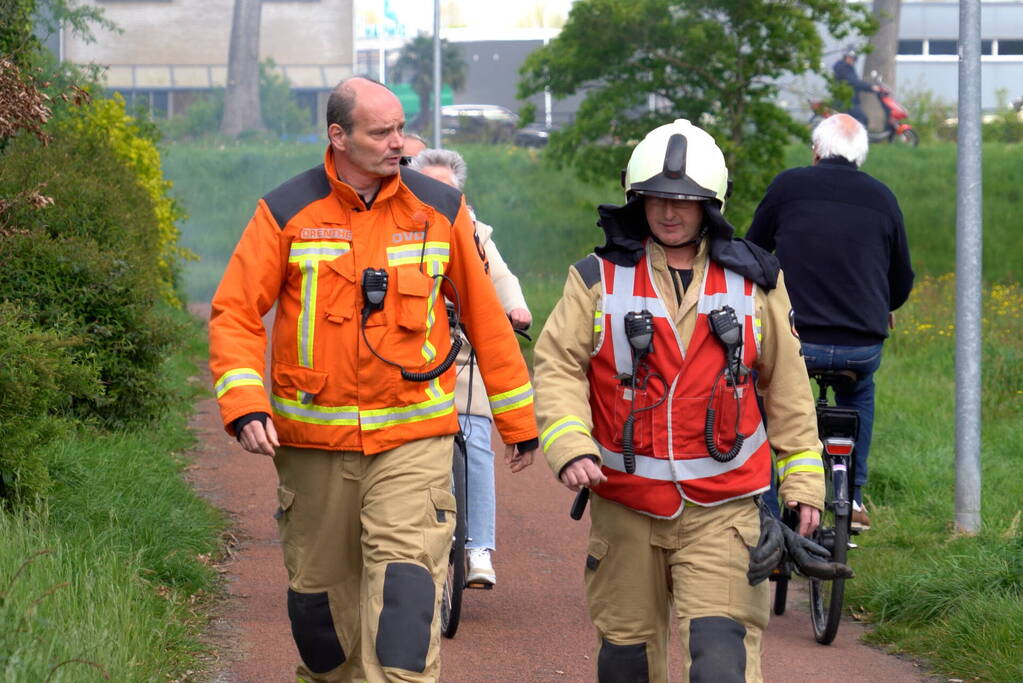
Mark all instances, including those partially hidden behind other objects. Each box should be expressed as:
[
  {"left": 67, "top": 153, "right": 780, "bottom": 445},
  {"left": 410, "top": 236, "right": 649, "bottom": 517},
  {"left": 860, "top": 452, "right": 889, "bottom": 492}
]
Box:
[
  {"left": 403, "top": 137, "right": 427, "bottom": 158},
  {"left": 329, "top": 86, "right": 406, "bottom": 179},
  {"left": 643, "top": 196, "right": 704, "bottom": 247},
  {"left": 419, "top": 164, "right": 457, "bottom": 189}
]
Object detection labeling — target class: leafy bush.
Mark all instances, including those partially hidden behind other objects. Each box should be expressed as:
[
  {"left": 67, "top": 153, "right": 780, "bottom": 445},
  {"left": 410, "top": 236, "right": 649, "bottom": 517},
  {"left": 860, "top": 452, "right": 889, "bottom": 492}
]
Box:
[
  {"left": 898, "top": 86, "right": 956, "bottom": 143},
  {"left": 159, "top": 90, "right": 224, "bottom": 141},
  {"left": 0, "top": 303, "right": 100, "bottom": 505},
  {"left": 62, "top": 95, "right": 192, "bottom": 304},
  {"left": 260, "top": 59, "right": 314, "bottom": 138},
  {"left": 0, "top": 123, "right": 183, "bottom": 425}
]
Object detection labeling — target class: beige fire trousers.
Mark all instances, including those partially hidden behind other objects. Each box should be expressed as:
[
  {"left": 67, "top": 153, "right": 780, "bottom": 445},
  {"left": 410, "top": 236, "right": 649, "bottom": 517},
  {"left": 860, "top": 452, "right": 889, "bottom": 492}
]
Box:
[
  {"left": 584, "top": 494, "right": 769, "bottom": 682},
  {"left": 273, "top": 435, "right": 455, "bottom": 683}
]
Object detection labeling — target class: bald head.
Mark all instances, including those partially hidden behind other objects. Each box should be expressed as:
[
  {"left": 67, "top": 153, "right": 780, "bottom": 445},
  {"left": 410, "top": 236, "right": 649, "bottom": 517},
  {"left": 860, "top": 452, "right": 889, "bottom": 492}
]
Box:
[
  {"left": 326, "top": 77, "right": 400, "bottom": 133},
  {"left": 812, "top": 113, "right": 868, "bottom": 167}
]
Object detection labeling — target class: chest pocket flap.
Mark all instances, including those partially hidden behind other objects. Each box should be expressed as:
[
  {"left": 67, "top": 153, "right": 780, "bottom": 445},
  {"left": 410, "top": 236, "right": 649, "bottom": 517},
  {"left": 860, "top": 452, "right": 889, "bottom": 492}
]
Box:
[
  {"left": 323, "top": 251, "right": 356, "bottom": 323},
  {"left": 395, "top": 265, "right": 435, "bottom": 332}
]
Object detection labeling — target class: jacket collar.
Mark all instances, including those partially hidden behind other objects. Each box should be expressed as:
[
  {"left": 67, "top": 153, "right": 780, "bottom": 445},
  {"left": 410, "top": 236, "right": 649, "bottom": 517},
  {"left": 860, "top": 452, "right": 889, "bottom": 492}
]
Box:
[
  {"left": 816, "top": 156, "right": 859, "bottom": 170},
  {"left": 323, "top": 146, "right": 403, "bottom": 210}
]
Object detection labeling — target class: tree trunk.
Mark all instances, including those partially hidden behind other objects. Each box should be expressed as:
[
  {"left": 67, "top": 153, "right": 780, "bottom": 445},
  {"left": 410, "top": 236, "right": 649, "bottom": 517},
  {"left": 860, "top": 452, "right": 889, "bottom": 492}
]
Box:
[
  {"left": 862, "top": 0, "right": 900, "bottom": 131},
  {"left": 221, "top": 0, "right": 264, "bottom": 137}
]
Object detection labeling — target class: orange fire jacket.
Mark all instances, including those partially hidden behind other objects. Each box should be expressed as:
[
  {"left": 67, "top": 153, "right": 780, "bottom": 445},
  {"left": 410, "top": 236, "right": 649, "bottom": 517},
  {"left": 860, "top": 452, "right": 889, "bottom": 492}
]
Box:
[{"left": 210, "top": 148, "right": 537, "bottom": 455}]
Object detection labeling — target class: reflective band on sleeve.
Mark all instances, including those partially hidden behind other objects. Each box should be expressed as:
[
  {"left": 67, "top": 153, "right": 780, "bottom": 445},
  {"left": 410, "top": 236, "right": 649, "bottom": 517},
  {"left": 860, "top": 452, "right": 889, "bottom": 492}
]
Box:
[
  {"left": 215, "top": 368, "right": 264, "bottom": 398},
  {"left": 541, "top": 415, "right": 592, "bottom": 452},
  {"left": 359, "top": 392, "right": 455, "bottom": 430},
  {"left": 593, "top": 310, "right": 603, "bottom": 334},
  {"left": 271, "top": 395, "right": 359, "bottom": 426},
  {"left": 775, "top": 451, "right": 825, "bottom": 483},
  {"left": 488, "top": 382, "right": 534, "bottom": 415}
]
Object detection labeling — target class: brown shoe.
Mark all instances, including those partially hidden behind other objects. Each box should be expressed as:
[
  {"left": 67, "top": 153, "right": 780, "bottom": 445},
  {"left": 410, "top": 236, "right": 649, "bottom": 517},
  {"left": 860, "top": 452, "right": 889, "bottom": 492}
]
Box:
[{"left": 851, "top": 501, "right": 871, "bottom": 531}]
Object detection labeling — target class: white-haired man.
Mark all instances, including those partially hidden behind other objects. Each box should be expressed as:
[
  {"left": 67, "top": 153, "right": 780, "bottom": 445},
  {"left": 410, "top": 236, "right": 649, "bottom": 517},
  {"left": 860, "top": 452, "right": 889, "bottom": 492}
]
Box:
[{"left": 746, "top": 113, "right": 914, "bottom": 531}]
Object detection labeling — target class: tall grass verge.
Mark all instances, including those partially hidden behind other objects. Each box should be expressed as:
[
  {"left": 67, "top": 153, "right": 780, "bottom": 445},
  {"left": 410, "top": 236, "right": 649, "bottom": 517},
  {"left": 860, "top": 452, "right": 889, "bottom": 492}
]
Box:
[{"left": 0, "top": 309, "right": 225, "bottom": 681}]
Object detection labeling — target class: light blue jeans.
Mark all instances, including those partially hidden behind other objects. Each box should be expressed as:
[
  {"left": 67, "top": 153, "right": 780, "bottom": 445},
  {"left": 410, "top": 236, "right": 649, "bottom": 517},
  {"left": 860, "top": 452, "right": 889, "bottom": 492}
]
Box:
[{"left": 458, "top": 414, "right": 496, "bottom": 550}]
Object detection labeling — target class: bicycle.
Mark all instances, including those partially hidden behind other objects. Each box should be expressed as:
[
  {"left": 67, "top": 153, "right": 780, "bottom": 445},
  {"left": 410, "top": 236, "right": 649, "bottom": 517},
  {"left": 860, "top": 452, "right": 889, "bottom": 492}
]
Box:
[
  {"left": 771, "top": 369, "right": 859, "bottom": 644},
  {"left": 441, "top": 431, "right": 469, "bottom": 638}
]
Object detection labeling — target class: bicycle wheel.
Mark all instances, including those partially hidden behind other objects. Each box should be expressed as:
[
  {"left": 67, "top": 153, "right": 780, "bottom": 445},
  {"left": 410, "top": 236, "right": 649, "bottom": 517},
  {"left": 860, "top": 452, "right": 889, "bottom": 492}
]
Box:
[
  {"left": 441, "top": 434, "right": 468, "bottom": 639},
  {"left": 808, "top": 458, "right": 850, "bottom": 644}
]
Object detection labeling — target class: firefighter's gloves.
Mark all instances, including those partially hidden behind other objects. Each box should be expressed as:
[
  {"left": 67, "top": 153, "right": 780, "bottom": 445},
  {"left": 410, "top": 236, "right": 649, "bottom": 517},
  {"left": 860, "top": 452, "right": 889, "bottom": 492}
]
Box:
[
  {"left": 747, "top": 507, "right": 786, "bottom": 585},
  {"left": 780, "top": 522, "right": 855, "bottom": 581},
  {"left": 747, "top": 505, "right": 855, "bottom": 585}
]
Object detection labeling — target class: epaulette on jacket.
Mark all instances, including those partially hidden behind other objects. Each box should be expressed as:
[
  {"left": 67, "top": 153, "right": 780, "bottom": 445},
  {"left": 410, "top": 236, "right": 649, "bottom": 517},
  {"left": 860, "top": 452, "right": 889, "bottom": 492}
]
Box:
[
  {"left": 263, "top": 166, "right": 331, "bottom": 230},
  {"left": 400, "top": 166, "right": 462, "bottom": 225}
]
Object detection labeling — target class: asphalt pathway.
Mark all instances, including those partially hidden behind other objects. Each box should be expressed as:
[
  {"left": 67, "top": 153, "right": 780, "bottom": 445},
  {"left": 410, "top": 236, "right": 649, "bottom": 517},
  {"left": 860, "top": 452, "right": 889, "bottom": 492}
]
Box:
[{"left": 189, "top": 305, "right": 933, "bottom": 682}]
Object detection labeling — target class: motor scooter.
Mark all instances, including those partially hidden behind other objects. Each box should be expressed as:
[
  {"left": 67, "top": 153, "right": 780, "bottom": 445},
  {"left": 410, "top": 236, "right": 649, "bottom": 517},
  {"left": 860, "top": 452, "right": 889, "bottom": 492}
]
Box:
[{"left": 809, "top": 75, "right": 918, "bottom": 147}]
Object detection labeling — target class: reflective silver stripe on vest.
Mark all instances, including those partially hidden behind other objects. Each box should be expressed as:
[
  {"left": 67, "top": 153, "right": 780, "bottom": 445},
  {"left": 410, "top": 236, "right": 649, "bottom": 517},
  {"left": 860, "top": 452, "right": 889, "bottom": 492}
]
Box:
[
  {"left": 598, "top": 422, "right": 767, "bottom": 481},
  {"left": 697, "top": 267, "right": 756, "bottom": 319},
  {"left": 602, "top": 263, "right": 668, "bottom": 375}
]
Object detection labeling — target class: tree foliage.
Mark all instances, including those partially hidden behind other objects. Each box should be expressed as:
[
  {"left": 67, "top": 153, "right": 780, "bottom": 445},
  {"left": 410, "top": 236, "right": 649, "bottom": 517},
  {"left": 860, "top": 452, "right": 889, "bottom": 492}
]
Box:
[
  {"left": 518, "top": 0, "right": 876, "bottom": 222},
  {"left": 392, "top": 33, "right": 467, "bottom": 132}
]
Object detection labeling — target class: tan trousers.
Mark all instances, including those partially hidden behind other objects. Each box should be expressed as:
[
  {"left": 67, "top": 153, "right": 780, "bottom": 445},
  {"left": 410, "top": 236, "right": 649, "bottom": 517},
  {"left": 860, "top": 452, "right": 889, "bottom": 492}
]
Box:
[
  {"left": 274, "top": 436, "right": 455, "bottom": 683},
  {"left": 585, "top": 494, "right": 769, "bottom": 683}
]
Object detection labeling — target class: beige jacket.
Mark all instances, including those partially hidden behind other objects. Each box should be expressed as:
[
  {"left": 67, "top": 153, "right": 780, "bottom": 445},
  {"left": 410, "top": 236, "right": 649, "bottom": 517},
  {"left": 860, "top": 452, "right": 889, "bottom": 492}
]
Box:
[
  {"left": 534, "top": 238, "right": 824, "bottom": 510},
  {"left": 455, "top": 218, "right": 530, "bottom": 419}
]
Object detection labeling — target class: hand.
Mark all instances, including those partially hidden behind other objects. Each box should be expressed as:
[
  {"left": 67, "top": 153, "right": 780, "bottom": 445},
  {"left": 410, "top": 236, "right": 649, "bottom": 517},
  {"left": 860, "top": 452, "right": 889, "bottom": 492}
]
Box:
[
  {"left": 239, "top": 418, "right": 279, "bottom": 457},
  {"left": 872, "top": 84, "right": 882, "bottom": 92},
  {"left": 559, "top": 457, "right": 607, "bottom": 492},
  {"left": 508, "top": 308, "right": 532, "bottom": 330},
  {"left": 786, "top": 500, "right": 821, "bottom": 537},
  {"left": 503, "top": 443, "right": 535, "bottom": 473}
]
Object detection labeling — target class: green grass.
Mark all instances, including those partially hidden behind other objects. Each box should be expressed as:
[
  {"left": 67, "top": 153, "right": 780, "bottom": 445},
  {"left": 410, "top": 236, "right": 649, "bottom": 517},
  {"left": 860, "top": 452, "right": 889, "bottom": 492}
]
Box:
[{"left": 0, "top": 309, "right": 225, "bottom": 681}]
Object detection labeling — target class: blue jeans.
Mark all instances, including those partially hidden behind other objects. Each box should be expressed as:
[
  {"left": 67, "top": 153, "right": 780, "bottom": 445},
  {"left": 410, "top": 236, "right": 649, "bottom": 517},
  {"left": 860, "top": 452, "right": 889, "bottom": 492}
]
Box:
[
  {"left": 459, "top": 414, "right": 496, "bottom": 550},
  {"left": 762, "top": 342, "right": 883, "bottom": 515},
  {"left": 802, "top": 342, "right": 884, "bottom": 504}
]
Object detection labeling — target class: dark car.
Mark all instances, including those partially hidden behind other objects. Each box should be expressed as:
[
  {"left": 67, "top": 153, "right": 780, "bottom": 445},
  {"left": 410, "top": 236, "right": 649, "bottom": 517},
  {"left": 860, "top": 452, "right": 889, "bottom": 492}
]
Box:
[
  {"left": 441, "top": 104, "right": 518, "bottom": 143},
  {"left": 513, "top": 123, "right": 552, "bottom": 148}
]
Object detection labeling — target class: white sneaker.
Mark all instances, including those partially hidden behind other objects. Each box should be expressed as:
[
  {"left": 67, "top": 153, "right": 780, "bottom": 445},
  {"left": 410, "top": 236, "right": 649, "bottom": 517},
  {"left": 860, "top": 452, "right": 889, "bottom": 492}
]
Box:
[
  {"left": 851, "top": 500, "right": 871, "bottom": 532},
  {"left": 466, "top": 548, "right": 496, "bottom": 586}
]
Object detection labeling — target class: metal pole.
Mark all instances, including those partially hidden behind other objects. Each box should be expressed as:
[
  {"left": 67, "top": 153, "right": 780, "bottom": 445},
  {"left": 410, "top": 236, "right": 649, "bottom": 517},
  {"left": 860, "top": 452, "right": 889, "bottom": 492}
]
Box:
[
  {"left": 432, "top": 0, "right": 442, "bottom": 149},
  {"left": 954, "top": 0, "right": 983, "bottom": 534}
]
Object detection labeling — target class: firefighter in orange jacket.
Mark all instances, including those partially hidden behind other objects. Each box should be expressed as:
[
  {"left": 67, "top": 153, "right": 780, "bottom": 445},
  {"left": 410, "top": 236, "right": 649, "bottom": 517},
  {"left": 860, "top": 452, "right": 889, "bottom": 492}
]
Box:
[
  {"left": 210, "top": 77, "right": 538, "bottom": 683},
  {"left": 534, "top": 120, "right": 823, "bottom": 682}
]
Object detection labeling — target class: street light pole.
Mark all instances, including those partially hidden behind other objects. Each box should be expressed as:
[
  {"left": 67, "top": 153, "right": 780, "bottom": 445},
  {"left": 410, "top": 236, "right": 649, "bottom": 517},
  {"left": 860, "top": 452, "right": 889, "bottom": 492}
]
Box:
[
  {"left": 432, "top": 0, "right": 442, "bottom": 149},
  {"left": 955, "top": 0, "right": 983, "bottom": 534}
]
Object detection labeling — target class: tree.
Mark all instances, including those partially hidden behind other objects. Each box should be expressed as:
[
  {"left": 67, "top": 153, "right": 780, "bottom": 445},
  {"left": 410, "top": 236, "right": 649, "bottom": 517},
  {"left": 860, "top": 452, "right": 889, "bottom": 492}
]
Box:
[
  {"left": 392, "top": 33, "right": 467, "bottom": 133},
  {"left": 862, "top": 0, "right": 900, "bottom": 130},
  {"left": 518, "top": 0, "right": 875, "bottom": 223},
  {"left": 221, "top": 0, "right": 264, "bottom": 137}
]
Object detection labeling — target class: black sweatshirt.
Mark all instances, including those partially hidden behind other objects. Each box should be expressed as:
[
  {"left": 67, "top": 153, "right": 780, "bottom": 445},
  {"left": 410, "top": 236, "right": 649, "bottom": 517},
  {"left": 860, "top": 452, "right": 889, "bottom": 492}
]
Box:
[{"left": 745, "top": 158, "right": 914, "bottom": 346}]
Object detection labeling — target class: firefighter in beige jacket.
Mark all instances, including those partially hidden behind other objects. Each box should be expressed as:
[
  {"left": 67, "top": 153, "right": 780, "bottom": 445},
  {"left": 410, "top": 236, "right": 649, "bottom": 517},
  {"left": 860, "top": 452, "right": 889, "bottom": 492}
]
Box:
[
  {"left": 410, "top": 149, "right": 531, "bottom": 586},
  {"left": 534, "top": 120, "right": 823, "bottom": 682}
]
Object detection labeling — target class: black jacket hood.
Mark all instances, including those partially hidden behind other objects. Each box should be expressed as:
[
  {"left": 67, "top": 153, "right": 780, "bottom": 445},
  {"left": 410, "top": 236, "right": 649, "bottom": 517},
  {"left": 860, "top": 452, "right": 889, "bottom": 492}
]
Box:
[{"left": 593, "top": 196, "right": 780, "bottom": 290}]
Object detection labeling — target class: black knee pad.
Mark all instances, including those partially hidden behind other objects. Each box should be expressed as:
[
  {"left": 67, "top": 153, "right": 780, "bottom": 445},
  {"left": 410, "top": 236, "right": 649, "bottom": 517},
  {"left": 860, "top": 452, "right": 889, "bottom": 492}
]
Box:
[
  {"left": 287, "top": 589, "right": 346, "bottom": 674},
  {"left": 597, "top": 639, "right": 649, "bottom": 683},
  {"left": 376, "top": 562, "right": 434, "bottom": 673},
  {"left": 689, "top": 616, "right": 746, "bottom": 683}
]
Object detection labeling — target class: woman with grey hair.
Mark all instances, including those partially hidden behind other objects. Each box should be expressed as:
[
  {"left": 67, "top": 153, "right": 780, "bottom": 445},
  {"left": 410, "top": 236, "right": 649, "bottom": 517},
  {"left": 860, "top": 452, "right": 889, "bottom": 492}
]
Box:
[{"left": 409, "top": 149, "right": 532, "bottom": 586}]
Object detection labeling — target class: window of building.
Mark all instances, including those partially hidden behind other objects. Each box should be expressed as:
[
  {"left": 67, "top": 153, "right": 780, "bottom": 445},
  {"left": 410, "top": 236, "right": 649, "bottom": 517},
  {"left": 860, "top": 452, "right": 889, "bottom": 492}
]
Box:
[
  {"left": 982, "top": 40, "right": 993, "bottom": 56},
  {"left": 898, "top": 40, "right": 924, "bottom": 55},
  {"left": 928, "top": 40, "right": 957, "bottom": 56},
  {"left": 999, "top": 40, "right": 1023, "bottom": 56}
]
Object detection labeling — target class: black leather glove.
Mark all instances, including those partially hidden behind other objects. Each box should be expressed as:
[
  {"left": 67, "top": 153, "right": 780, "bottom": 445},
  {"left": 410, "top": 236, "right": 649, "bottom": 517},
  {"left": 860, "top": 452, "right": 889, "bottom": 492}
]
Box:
[
  {"left": 780, "top": 523, "right": 855, "bottom": 581},
  {"left": 747, "top": 506, "right": 785, "bottom": 586}
]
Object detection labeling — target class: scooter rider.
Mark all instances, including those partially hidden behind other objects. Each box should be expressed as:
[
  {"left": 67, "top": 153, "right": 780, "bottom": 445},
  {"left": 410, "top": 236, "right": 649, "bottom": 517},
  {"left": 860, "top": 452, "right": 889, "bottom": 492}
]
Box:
[
  {"left": 534, "top": 119, "right": 832, "bottom": 682},
  {"left": 832, "top": 47, "right": 882, "bottom": 129}
]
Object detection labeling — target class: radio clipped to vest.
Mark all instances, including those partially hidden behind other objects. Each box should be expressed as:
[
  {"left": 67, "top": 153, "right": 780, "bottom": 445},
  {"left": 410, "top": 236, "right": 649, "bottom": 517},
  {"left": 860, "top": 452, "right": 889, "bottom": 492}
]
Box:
[
  {"left": 359, "top": 266, "right": 463, "bottom": 383},
  {"left": 705, "top": 305, "right": 750, "bottom": 462},
  {"left": 620, "top": 310, "right": 667, "bottom": 474}
]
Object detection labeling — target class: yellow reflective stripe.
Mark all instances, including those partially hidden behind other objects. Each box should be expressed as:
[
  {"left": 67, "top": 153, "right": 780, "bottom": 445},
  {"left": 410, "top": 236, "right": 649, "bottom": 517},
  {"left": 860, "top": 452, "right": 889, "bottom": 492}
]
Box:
[
  {"left": 420, "top": 277, "right": 443, "bottom": 362},
  {"left": 489, "top": 382, "right": 534, "bottom": 415},
  {"left": 288, "top": 241, "right": 350, "bottom": 262},
  {"left": 214, "top": 368, "right": 264, "bottom": 398},
  {"left": 386, "top": 242, "right": 450, "bottom": 267},
  {"left": 776, "top": 451, "right": 825, "bottom": 482},
  {"left": 271, "top": 395, "right": 359, "bottom": 426},
  {"left": 359, "top": 392, "right": 455, "bottom": 430},
  {"left": 593, "top": 310, "right": 603, "bottom": 333},
  {"left": 297, "top": 260, "right": 319, "bottom": 366},
  {"left": 541, "top": 415, "right": 591, "bottom": 452},
  {"left": 425, "top": 377, "right": 444, "bottom": 400}
]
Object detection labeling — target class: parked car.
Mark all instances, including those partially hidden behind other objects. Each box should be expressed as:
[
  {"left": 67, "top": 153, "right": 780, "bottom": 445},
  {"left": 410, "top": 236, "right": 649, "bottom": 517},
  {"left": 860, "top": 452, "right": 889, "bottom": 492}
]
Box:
[
  {"left": 441, "top": 104, "right": 518, "bottom": 143},
  {"left": 513, "top": 123, "right": 553, "bottom": 148}
]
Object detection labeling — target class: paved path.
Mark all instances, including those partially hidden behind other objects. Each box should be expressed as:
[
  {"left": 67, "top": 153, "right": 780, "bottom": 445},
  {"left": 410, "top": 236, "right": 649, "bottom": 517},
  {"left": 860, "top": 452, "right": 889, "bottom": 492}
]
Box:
[{"left": 189, "top": 305, "right": 935, "bottom": 682}]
